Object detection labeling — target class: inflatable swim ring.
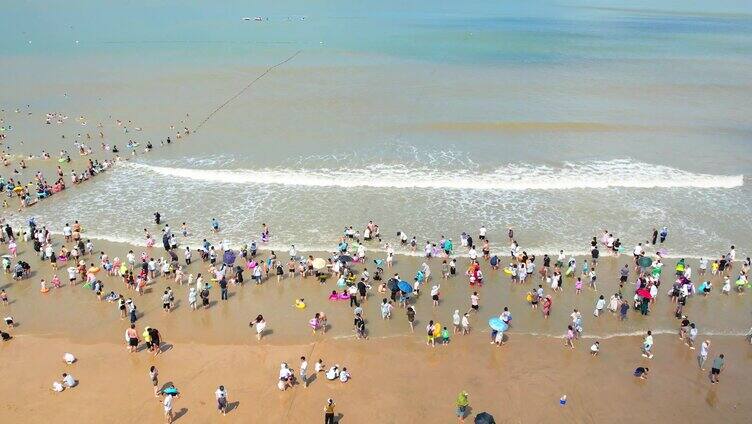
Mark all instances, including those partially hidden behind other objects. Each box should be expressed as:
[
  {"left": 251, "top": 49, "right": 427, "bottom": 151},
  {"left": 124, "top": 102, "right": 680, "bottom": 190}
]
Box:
[
  {"left": 433, "top": 322, "right": 442, "bottom": 337},
  {"left": 295, "top": 300, "right": 306, "bottom": 309},
  {"left": 503, "top": 267, "right": 513, "bottom": 276},
  {"left": 40, "top": 287, "right": 50, "bottom": 293}
]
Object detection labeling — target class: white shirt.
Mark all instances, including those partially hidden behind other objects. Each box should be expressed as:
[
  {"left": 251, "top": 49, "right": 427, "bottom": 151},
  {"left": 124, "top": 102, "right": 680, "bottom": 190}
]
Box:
[
  {"left": 315, "top": 362, "right": 324, "bottom": 373},
  {"left": 644, "top": 335, "right": 653, "bottom": 347},
  {"left": 590, "top": 343, "right": 599, "bottom": 352},
  {"left": 468, "top": 248, "right": 477, "bottom": 260},
  {"left": 300, "top": 361, "right": 308, "bottom": 373},
  {"left": 279, "top": 366, "right": 292, "bottom": 380},
  {"left": 430, "top": 286, "right": 440, "bottom": 296},
  {"left": 596, "top": 299, "right": 606, "bottom": 310},
  {"left": 339, "top": 371, "right": 350, "bottom": 382},
  {"left": 215, "top": 388, "right": 227, "bottom": 400},
  {"left": 163, "top": 394, "right": 173, "bottom": 411},
  {"left": 700, "top": 342, "right": 710, "bottom": 357},
  {"left": 461, "top": 315, "right": 470, "bottom": 328},
  {"left": 479, "top": 227, "right": 486, "bottom": 237},
  {"left": 470, "top": 294, "right": 479, "bottom": 306},
  {"left": 62, "top": 374, "right": 75, "bottom": 387}
]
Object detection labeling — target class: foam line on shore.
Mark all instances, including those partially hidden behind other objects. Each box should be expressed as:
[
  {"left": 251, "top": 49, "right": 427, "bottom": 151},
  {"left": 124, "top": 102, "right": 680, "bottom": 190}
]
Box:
[{"left": 125, "top": 159, "right": 744, "bottom": 190}]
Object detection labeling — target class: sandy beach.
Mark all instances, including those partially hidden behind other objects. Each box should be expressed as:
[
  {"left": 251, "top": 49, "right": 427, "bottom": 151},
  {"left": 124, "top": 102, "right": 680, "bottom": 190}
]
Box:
[{"left": 1, "top": 235, "right": 751, "bottom": 423}]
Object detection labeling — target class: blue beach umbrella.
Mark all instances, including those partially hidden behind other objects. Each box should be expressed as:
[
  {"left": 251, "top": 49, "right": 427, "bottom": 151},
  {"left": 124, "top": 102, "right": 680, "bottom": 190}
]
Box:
[{"left": 398, "top": 280, "right": 413, "bottom": 293}]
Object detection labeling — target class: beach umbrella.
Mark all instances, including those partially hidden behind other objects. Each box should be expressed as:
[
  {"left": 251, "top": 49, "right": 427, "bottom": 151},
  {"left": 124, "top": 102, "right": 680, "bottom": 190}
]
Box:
[
  {"left": 312, "top": 258, "right": 327, "bottom": 270},
  {"left": 387, "top": 279, "right": 399, "bottom": 292},
  {"left": 373, "top": 259, "right": 384, "bottom": 267},
  {"left": 488, "top": 317, "right": 508, "bottom": 332},
  {"left": 475, "top": 412, "right": 496, "bottom": 424},
  {"left": 398, "top": 280, "right": 413, "bottom": 293},
  {"left": 337, "top": 255, "right": 353, "bottom": 263},
  {"left": 636, "top": 288, "right": 652, "bottom": 299},
  {"left": 163, "top": 387, "right": 179, "bottom": 396},
  {"left": 637, "top": 256, "right": 653, "bottom": 268},
  {"left": 223, "top": 250, "right": 236, "bottom": 265}
]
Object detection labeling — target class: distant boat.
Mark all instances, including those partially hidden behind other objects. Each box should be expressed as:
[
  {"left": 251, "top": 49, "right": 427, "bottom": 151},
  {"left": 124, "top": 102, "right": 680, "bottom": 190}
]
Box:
[{"left": 241, "top": 16, "right": 264, "bottom": 21}]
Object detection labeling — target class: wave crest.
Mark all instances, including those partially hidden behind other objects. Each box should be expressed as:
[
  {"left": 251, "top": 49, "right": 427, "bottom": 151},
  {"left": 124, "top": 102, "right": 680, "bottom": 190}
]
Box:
[{"left": 125, "top": 160, "right": 743, "bottom": 190}]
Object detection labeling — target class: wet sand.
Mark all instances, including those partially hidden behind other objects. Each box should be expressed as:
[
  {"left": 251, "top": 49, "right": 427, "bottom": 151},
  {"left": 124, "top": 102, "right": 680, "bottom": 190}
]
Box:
[{"left": 1, "top": 236, "right": 751, "bottom": 422}]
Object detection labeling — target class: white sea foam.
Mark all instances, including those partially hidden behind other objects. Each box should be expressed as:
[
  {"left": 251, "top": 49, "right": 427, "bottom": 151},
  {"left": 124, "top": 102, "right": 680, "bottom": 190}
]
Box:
[{"left": 125, "top": 160, "right": 743, "bottom": 190}]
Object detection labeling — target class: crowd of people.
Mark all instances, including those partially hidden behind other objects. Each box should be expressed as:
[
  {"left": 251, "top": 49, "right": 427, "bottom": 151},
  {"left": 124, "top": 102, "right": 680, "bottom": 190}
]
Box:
[{"left": 1, "top": 208, "right": 748, "bottom": 422}]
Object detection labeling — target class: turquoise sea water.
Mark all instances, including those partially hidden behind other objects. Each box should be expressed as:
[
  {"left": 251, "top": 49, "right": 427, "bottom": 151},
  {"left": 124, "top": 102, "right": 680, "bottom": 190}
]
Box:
[{"left": 2, "top": 1, "right": 751, "bottom": 256}]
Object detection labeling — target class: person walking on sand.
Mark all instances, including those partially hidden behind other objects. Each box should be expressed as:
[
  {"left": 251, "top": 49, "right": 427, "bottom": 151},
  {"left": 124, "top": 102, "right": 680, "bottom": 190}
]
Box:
[
  {"left": 642, "top": 330, "right": 654, "bottom": 359},
  {"left": 564, "top": 325, "right": 575, "bottom": 349},
  {"left": 163, "top": 391, "right": 177, "bottom": 423},
  {"left": 456, "top": 390, "right": 469, "bottom": 423},
  {"left": 300, "top": 356, "right": 309, "bottom": 388},
  {"left": 710, "top": 354, "right": 725, "bottom": 384},
  {"left": 406, "top": 306, "right": 416, "bottom": 332},
  {"left": 461, "top": 313, "right": 471, "bottom": 335},
  {"left": 249, "top": 314, "right": 266, "bottom": 341},
  {"left": 215, "top": 385, "right": 228, "bottom": 416},
  {"left": 150, "top": 366, "right": 160, "bottom": 397},
  {"left": 125, "top": 324, "right": 138, "bottom": 353},
  {"left": 324, "top": 398, "right": 336, "bottom": 424},
  {"left": 468, "top": 292, "right": 479, "bottom": 314},
  {"left": 698, "top": 340, "right": 711, "bottom": 370},
  {"left": 426, "top": 320, "right": 436, "bottom": 347}
]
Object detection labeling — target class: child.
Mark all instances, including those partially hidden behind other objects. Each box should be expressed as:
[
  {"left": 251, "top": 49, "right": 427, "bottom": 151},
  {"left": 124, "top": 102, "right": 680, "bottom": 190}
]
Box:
[
  {"left": 315, "top": 358, "right": 325, "bottom": 374},
  {"left": 590, "top": 341, "right": 600, "bottom": 356},
  {"left": 722, "top": 276, "right": 731, "bottom": 294},
  {"left": 575, "top": 277, "right": 583, "bottom": 294},
  {"left": 594, "top": 295, "right": 606, "bottom": 317},
  {"left": 431, "top": 285, "right": 440, "bottom": 306},
  {"left": 441, "top": 327, "right": 450, "bottom": 345},
  {"left": 469, "top": 292, "right": 479, "bottom": 313},
  {"left": 588, "top": 268, "right": 597, "bottom": 290},
  {"left": 494, "top": 329, "right": 504, "bottom": 346}
]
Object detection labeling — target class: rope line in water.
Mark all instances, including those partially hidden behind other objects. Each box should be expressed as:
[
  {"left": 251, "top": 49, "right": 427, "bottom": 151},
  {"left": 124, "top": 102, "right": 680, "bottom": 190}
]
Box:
[{"left": 195, "top": 50, "right": 302, "bottom": 132}]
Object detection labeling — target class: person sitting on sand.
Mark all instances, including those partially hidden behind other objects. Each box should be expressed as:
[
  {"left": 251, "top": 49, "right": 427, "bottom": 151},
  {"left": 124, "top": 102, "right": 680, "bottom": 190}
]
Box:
[
  {"left": 52, "top": 373, "right": 77, "bottom": 391},
  {"left": 326, "top": 365, "right": 340, "bottom": 381},
  {"left": 634, "top": 367, "right": 649, "bottom": 379},
  {"left": 339, "top": 367, "right": 351, "bottom": 383}
]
